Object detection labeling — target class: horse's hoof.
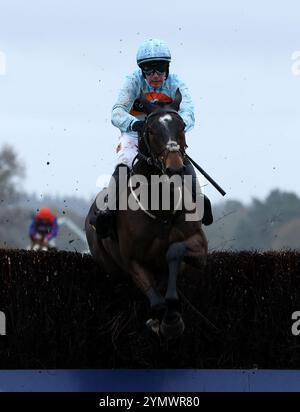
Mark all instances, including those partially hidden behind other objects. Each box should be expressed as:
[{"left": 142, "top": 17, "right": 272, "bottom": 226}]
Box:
[
  {"left": 160, "top": 312, "right": 185, "bottom": 339},
  {"left": 145, "top": 318, "right": 160, "bottom": 336}
]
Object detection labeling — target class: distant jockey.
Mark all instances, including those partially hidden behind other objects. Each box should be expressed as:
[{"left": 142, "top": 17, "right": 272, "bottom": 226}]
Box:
[{"left": 29, "top": 208, "right": 58, "bottom": 249}]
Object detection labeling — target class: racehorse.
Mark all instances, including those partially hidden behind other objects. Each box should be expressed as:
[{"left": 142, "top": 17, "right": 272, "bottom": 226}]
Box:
[{"left": 85, "top": 89, "right": 208, "bottom": 339}]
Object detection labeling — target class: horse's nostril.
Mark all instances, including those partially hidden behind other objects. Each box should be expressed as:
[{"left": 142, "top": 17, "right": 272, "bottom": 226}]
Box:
[
  {"left": 166, "top": 166, "right": 184, "bottom": 176},
  {"left": 166, "top": 167, "right": 175, "bottom": 176}
]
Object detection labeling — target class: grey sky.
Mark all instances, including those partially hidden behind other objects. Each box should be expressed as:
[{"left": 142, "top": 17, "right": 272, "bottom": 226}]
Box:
[{"left": 0, "top": 0, "right": 299, "bottom": 204}]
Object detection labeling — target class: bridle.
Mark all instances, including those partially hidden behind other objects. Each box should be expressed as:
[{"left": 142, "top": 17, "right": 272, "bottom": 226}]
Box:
[
  {"left": 129, "top": 109, "right": 187, "bottom": 226},
  {"left": 137, "top": 109, "right": 186, "bottom": 173}
]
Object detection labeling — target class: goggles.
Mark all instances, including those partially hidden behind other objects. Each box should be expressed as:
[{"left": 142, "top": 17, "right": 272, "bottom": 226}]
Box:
[{"left": 141, "top": 62, "right": 168, "bottom": 76}]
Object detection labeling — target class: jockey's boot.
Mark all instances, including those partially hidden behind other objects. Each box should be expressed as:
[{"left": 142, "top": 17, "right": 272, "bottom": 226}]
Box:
[
  {"left": 184, "top": 160, "right": 213, "bottom": 226},
  {"left": 92, "top": 163, "right": 130, "bottom": 238}
]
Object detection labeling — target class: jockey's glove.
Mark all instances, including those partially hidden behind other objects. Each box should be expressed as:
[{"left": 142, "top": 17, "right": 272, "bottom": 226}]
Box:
[{"left": 131, "top": 120, "right": 145, "bottom": 133}]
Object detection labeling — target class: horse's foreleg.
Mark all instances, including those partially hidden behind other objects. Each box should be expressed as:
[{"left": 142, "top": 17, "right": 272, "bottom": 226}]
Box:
[
  {"left": 165, "top": 242, "right": 187, "bottom": 302},
  {"left": 129, "top": 261, "right": 166, "bottom": 336},
  {"left": 160, "top": 242, "right": 187, "bottom": 339},
  {"left": 183, "top": 230, "right": 208, "bottom": 268},
  {"left": 129, "top": 261, "right": 165, "bottom": 311},
  {"left": 161, "top": 232, "right": 208, "bottom": 338}
]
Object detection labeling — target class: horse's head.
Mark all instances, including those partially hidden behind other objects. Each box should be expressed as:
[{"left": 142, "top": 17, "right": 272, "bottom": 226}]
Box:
[{"left": 137, "top": 89, "right": 187, "bottom": 176}]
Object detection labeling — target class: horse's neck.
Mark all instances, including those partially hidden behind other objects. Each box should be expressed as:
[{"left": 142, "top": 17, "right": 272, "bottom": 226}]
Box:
[
  {"left": 132, "top": 160, "right": 156, "bottom": 178},
  {"left": 130, "top": 162, "right": 182, "bottom": 219}
]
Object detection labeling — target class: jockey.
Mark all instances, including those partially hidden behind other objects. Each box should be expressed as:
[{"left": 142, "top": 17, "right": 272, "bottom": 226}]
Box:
[
  {"left": 94, "top": 38, "right": 213, "bottom": 237},
  {"left": 29, "top": 207, "right": 58, "bottom": 246}
]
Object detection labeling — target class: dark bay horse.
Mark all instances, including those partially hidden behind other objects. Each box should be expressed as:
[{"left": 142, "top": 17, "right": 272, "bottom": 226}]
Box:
[{"left": 85, "top": 90, "right": 208, "bottom": 339}]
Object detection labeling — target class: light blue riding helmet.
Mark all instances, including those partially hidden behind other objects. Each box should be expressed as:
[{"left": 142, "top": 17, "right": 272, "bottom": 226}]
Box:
[{"left": 136, "top": 38, "right": 171, "bottom": 66}]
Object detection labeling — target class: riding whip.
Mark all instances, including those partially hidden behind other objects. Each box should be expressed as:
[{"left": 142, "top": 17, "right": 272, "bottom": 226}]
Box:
[{"left": 185, "top": 154, "right": 226, "bottom": 196}]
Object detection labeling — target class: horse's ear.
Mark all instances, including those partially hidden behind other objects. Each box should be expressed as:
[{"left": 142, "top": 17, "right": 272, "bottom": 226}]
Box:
[
  {"left": 169, "top": 88, "right": 182, "bottom": 111},
  {"left": 135, "top": 90, "right": 157, "bottom": 115}
]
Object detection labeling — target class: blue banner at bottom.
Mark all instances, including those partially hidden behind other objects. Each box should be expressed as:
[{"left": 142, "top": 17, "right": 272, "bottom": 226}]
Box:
[{"left": 0, "top": 369, "right": 299, "bottom": 392}]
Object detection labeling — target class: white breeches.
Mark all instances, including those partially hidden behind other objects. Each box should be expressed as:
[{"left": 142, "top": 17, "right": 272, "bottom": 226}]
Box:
[{"left": 115, "top": 132, "right": 138, "bottom": 169}]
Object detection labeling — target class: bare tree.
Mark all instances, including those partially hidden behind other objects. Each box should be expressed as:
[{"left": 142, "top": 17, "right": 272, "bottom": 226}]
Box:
[{"left": 0, "top": 145, "right": 25, "bottom": 204}]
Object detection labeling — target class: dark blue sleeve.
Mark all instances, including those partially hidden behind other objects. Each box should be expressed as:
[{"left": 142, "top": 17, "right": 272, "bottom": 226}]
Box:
[
  {"left": 29, "top": 219, "right": 36, "bottom": 239},
  {"left": 47, "top": 218, "right": 58, "bottom": 240}
]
